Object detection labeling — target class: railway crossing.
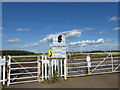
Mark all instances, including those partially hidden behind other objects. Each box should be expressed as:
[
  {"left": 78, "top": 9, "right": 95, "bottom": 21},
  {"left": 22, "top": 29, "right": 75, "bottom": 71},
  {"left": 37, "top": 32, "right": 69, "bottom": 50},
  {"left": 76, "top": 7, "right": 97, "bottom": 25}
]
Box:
[{"left": 0, "top": 35, "right": 120, "bottom": 87}]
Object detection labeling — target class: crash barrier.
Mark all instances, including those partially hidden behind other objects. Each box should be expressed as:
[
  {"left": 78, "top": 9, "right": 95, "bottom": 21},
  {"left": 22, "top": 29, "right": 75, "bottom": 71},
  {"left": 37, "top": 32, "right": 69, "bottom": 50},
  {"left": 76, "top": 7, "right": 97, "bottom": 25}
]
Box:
[
  {"left": 67, "top": 53, "right": 120, "bottom": 77},
  {"left": 0, "top": 56, "right": 6, "bottom": 86}
]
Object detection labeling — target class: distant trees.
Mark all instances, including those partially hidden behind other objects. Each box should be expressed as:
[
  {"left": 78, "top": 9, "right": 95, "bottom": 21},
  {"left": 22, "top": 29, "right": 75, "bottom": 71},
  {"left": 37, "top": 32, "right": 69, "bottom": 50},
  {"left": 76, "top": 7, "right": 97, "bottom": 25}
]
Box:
[{"left": 0, "top": 50, "right": 35, "bottom": 56}]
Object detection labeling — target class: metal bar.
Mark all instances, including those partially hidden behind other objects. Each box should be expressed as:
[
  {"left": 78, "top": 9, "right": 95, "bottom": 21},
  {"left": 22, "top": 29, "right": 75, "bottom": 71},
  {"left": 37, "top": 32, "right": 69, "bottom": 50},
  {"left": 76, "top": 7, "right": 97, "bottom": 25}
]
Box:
[
  {"left": 10, "top": 72, "right": 38, "bottom": 75},
  {"left": 12, "top": 56, "right": 37, "bottom": 58},
  {"left": 11, "top": 61, "right": 38, "bottom": 64},
  {"left": 114, "top": 64, "right": 120, "bottom": 71},
  {"left": 10, "top": 80, "right": 38, "bottom": 84},
  {"left": 10, "top": 76, "right": 38, "bottom": 80},
  {"left": 11, "top": 67, "right": 38, "bottom": 70}
]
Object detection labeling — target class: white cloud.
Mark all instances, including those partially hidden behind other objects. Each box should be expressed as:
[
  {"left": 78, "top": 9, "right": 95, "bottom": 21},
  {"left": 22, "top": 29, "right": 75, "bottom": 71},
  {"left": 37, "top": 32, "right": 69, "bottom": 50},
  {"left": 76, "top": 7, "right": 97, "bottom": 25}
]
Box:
[
  {"left": 70, "top": 38, "right": 112, "bottom": 46},
  {"left": 16, "top": 28, "right": 31, "bottom": 31},
  {"left": 7, "top": 39, "right": 20, "bottom": 43},
  {"left": 99, "top": 31, "right": 106, "bottom": 34},
  {"left": 24, "top": 43, "right": 39, "bottom": 47},
  {"left": 113, "top": 27, "right": 120, "bottom": 30},
  {"left": 109, "top": 16, "right": 120, "bottom": 21},
  {"left": 66, "top": 30, "right": 81, "bottom": 40},
  {"left": 39, "top": 29, "right": 82, "bottom": 43}
]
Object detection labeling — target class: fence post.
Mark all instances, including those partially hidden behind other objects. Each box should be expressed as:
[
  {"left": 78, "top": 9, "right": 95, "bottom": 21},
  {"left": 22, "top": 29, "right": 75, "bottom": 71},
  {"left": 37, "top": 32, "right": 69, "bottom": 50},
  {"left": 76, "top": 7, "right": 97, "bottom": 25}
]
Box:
[
  {"left": 41, "top": 55, "right": 44, "bottom": 81},
  {"left": 0, "top": 56, "right": 1, "bottom": 86},
  {"left": 3, "top": 56, "right": 6, "bottom": 85},
  {"left": 0, "top": 66, "right": 1, "bottom": 85},
  {"left": 37, "top": 56, "right": 41, "bottom": 82},
  {"left": 7, "top": 55, "right": 11, "bottom": 86},
  {"left": 51, "top": 59, "right": 53, "bottom": 75},
  {"left": 64, "top": 57, "right": 67, "bottom": 79},
  {"left": 61, "top": 59, "right": 63, "bottom": 77},
  {"left": 45, "top": 55, "right": 47, "bottom": 79},
  {"left": 111, "top": 54, "right": 114, "bottom": 71},
  {"left": 86, "top": 55, "right": 91, "bottom": 74},
  {"left": 55, "top": 59, "right": 57, "bottom": 71}
]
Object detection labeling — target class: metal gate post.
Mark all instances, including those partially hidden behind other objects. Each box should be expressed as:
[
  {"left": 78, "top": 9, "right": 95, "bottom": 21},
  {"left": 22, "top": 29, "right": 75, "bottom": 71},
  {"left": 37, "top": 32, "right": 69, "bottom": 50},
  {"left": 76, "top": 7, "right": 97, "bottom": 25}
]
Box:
[
  {"left": 37, "top": 56, "right": 41, "bottom": 82},
  {"left": 7, "top": 55, "right": 11, "bottom": 86},
  {"left": 3, "top": 56, "right": 6, "bottom": 85},
  {"left": 41, "top": 55, "right": 44, "bottom": 81},
  {"left": 0, "top": 59, "right": 1, "bottom": 86},
  {"left": 64, "top": 57, "right": 67, "bottom": 79},
  {"left": 111, "top": 54, "right": 114, "bottom": 71}
]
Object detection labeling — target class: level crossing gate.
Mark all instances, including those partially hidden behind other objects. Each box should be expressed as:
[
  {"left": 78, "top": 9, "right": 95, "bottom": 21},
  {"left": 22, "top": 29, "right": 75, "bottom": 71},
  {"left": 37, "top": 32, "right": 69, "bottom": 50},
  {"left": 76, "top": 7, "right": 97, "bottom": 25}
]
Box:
[
  {"left": 7, "top": 55, "right": 39, "bottom": 86},
  {"left": 0, "top": 53, "right": 120, "bottom": 87},
  {"left": 67, "top": 53, "right": 120, "bottom": 77}
]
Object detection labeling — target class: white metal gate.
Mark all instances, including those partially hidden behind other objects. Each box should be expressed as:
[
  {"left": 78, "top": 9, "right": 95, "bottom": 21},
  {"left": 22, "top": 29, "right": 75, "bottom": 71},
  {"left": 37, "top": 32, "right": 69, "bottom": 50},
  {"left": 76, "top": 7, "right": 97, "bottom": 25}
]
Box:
[
  {"left": 0, "top": 56, "right": 6, "bottom": 86},
  {"left": 7, "top": 55, "right": 39, "bottom": 86},
  {"left": 67, "top": 53, "right": 120, "bottom": 77}
]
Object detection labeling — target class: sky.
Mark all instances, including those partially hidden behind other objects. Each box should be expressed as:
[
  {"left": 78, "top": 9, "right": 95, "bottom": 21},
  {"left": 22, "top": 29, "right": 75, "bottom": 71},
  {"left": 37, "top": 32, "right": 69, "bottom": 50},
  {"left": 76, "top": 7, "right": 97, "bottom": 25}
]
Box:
[{"left": 2, "top": 2, "right": 119, "bottom": 53}]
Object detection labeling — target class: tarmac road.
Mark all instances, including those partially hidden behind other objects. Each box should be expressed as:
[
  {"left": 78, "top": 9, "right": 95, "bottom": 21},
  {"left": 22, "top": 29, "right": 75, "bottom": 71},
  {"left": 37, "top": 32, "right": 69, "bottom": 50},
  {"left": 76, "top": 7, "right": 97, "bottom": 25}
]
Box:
[{"left": 4, "top": 73, "right": 119, "bottom": 88}]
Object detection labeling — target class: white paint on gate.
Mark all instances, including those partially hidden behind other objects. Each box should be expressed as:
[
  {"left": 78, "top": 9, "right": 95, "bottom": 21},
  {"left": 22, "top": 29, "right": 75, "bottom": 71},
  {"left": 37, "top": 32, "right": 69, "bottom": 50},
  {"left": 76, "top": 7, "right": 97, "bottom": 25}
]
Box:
[
  {"left": 41, "top": 55, "right": 67, "bottom": 81},
  {"left": 7, "top": 55, "right": 38, "bottom": 86},
  {"left": 0, "top": 56, "right": 6, "bottom": 87}
]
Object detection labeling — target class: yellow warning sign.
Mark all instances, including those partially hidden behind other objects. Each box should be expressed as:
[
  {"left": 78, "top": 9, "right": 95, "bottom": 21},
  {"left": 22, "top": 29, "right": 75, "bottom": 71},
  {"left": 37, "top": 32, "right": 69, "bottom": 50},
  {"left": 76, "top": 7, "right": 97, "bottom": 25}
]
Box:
[{"left": 48, "top": 50, "right": 53, "bottom": 58}]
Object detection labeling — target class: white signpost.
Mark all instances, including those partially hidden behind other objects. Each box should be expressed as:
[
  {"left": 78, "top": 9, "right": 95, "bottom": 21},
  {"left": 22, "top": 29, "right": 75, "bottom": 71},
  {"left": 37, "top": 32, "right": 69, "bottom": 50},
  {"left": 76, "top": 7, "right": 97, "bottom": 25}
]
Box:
[
  {"left": 52, "top": 35, "right": 66, "bottom": 78},
  {"left": 52, "top": 35, "right": 66, "bottom": 58}
]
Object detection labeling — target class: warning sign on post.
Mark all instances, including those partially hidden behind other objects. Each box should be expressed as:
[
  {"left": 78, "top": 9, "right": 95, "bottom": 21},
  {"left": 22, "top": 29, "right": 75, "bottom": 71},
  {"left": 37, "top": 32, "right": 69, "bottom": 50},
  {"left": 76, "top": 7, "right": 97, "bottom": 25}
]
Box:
[
  {"left": 48, "top": 50, "right": 53, "bottom": 58},
  {"left": 52, "top": 35, "right": 66, "bottom": 58}
]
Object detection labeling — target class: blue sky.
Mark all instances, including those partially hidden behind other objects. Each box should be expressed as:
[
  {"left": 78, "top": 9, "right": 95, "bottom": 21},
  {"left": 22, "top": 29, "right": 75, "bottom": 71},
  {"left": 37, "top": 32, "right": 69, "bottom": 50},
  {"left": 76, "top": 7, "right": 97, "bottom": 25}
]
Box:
[{"left": 2, "top": 2, "right": 119, "bottom": 53}]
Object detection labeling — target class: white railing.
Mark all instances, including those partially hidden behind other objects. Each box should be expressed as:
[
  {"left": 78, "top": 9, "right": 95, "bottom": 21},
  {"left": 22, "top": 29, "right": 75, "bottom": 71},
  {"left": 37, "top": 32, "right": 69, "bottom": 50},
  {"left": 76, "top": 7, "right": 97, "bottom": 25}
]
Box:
[
  {"left": 41, "top": 55, "right": 67, "bottom": 81},
  {"left": 0, "top": 56, "right": 6, "bottom": 86}
]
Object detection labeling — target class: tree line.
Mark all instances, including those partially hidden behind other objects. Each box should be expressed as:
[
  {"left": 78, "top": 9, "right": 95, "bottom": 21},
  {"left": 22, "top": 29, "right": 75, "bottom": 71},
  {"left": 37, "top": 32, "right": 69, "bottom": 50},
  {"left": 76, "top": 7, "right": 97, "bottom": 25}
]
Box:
[{"left": 0, "top": 50, "right": 35, "bottom": 56}]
